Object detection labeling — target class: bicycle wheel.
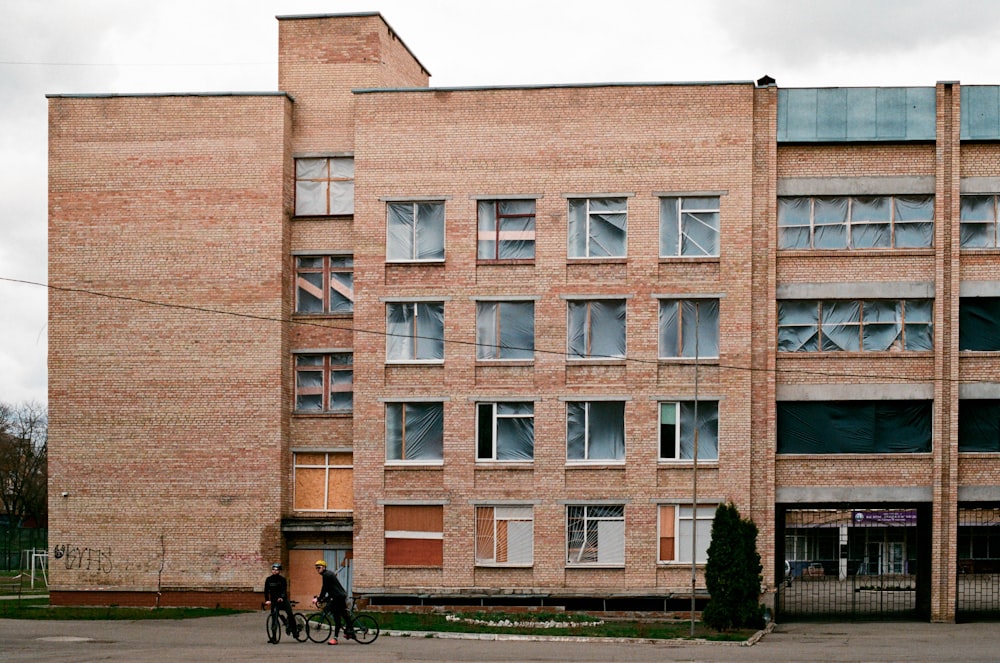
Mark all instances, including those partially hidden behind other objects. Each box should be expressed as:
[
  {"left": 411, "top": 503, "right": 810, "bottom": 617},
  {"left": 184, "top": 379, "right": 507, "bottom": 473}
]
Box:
[
  {"left": 292, "top": 613, "right": 309, "bottom": 642},
  {"left": 351, "top": 613, "right": 380, "bottom": 644},
  {"left": 306, "top": 612, "right": 334, "bottom": 643},
  {"left": 266, "top": 612, "right": 281, "bottom": 644}
]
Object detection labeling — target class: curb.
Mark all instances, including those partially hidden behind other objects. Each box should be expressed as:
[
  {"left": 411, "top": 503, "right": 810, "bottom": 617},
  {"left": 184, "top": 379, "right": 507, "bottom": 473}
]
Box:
[{"left": 379, "top": 626, "right": 771, "bottom": 646}]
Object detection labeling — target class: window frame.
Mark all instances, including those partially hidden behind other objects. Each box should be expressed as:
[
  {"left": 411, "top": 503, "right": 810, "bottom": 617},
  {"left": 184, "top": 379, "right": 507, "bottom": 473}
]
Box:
[
  {"left": 476, "top": 300, "right": 535, "bottom": 361},
  {"left": 475, "top": 505, "right": 534, "bottom": 567},
  {"left": 386, "top": 201, "right": 446, "bottom": 262},
  {"left": 294, "top": 254, "right": 354, "bottom": 315},
  {"left": 566, "top": 401, "right": 626, "bottom": 463},
  {"left": 659, "top": 196, "right": 721, "bottom": 258},
  {"left": 566, "top": 504, "right": 626, "bottom": 567},
  {"left": 294, "top": 156, "right": 354, "bottom": 216},
  {"left": 566, "top": 299, "right": 627, "bottom": 360},
  {"left": 658, "top": 504, "right": 716, "bottom": 564},
  {"left": 658, "top": 401, "right": 719, "bottom": 463},
  {"left": 777, "top": 299, "right": 933, "bottom": 353},
  {"left": 293, "top": 352, "right": 353, "bottom": 414},
  {"left": 385, "top": 402, "right": 444, "bottom": 464},
  {"left": 386, "top": 301, "right": 445, "bottom": 363},
  {"left": 476, "top": 402, "right": 535, "bottom": 462},
  {"left": 292, "top": 451, "right": 353, "bottom": 513},
  {"left": 567, "top": 197, "right": 628, "bottom": 258},
  {"left": 777, "top": 195, "right": 934, "bottom": 250},
  {"left": 477, "top": 199, "right": 536, "bottom": 261},
  {"left": 657, "top": 298, "right": 720, "bottom": 359},
  {"left": 960, "top": 194, "right": 1000, "bottom": 248}
]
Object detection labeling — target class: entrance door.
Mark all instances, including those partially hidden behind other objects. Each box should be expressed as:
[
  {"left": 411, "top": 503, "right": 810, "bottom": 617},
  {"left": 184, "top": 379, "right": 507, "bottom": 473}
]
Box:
[
  {"left": 864, "top": 542, "right": 884, "bottom": 576},
  {"left": 887, "top": 542, "right": 905, "bottom": 574}
]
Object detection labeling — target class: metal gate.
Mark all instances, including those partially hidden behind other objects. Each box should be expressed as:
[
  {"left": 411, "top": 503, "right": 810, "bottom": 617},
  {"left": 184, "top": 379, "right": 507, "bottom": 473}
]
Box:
[
  {"left": 957, "top": 506, "right": 1000, "bottom": 620},
  {"left": 776, "top": 507, "right": 928, "bottom": 621}
]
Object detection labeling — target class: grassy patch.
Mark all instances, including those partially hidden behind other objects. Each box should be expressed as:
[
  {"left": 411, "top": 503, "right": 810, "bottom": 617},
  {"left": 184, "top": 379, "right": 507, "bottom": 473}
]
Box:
[
  {"left": 373, "top": 610, "right": 755, "bottom": 641},
  {"left": 0, "top": 598, "right": 243, "bottom": 620}
]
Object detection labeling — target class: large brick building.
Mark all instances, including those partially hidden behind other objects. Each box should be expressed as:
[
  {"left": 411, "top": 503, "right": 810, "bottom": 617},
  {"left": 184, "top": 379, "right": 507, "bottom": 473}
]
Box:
[{"left": 47, "top": 12, "right": 1000, "bottom": 622}]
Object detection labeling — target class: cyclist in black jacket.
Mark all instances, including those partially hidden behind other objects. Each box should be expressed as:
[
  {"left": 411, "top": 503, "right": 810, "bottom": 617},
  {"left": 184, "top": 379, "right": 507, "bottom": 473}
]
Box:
[
  {"left": 264, "top": 563, "right": 299, "bottom": 637},
  {"left": 312, "top": 559, "right": 353, "bottom": 645}
]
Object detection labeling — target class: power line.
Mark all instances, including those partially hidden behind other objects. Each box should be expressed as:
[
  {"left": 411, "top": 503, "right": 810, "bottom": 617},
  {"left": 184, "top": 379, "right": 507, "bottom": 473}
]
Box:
[
  {"left": 0, "top": 60, "right": 272, "bottom": 67},
  {"left": 0, "top": 275, "right": 987, "bottom": 385}
]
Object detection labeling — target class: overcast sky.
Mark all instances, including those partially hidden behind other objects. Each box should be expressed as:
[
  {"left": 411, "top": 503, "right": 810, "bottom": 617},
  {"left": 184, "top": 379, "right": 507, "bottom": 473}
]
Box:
[{"left": 4, "top": 0, "right": 1000, "bottom": 406}]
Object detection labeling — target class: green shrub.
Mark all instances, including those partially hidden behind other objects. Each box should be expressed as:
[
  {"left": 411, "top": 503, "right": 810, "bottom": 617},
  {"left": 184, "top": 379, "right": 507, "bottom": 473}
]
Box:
[{"left": 702, "top": 502, "right": 764, "bottom": 631}]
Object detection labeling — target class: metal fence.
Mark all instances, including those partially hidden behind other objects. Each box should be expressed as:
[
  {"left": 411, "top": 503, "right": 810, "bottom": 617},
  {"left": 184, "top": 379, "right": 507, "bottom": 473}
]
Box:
[
  {"left": 957, "top": 506, "right": 1000, "bottom": 620},
  {"left": 0, "top": 527, "right": 47, "bottom": 571}
]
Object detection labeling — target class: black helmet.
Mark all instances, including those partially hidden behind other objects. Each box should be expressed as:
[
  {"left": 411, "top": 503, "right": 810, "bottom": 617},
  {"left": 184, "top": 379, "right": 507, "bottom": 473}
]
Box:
[{"left": 271, "top": 562, "right": 282, "bottom": 570}]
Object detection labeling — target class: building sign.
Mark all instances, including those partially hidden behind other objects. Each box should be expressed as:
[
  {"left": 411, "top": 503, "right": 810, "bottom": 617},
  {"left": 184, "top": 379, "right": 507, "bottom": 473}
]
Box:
[{"left": 852, "top": 510, "right": 917, "bottom": 525}]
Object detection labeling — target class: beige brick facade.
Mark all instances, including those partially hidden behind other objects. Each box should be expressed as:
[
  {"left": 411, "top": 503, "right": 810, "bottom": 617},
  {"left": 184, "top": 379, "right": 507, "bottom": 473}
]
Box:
[{"left": 47, "top": 13, "right": 1000, "bottom": 621}]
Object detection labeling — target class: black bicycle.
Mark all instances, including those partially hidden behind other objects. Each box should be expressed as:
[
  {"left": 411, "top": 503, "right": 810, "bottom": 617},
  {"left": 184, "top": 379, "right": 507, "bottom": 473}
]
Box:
[
  {"left": 265, "top": 600, "right": 308, "bottom": 644},
  {"left": 306, "top": 597, "right": 380, "bottom": 644}
]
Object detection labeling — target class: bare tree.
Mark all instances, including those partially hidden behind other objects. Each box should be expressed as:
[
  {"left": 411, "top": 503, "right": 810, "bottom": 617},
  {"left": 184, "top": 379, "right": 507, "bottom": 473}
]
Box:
[{"left": 0, "top": 401, "right": 48, "bottom": 526}]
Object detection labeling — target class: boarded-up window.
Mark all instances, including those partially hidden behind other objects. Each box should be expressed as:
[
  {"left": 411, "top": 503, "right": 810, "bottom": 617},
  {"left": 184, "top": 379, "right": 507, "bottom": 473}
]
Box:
[
  {"left": 475, "top": 506, "right": 533, "bottom": 565},
  {"left": 384, "top": 505, "right": 443, "bottom": 566},
  {"left": 659, "top": 504, "right": 715, "bottom": 563},
  {"left": 293, "top": 452, "right": 353, "bottom": 512}
]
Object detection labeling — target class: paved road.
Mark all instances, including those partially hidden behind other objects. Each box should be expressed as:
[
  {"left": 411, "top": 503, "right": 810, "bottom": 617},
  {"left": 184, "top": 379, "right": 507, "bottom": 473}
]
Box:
[{"left": 0, "top": 611, "right": 996, "bottom": 662}]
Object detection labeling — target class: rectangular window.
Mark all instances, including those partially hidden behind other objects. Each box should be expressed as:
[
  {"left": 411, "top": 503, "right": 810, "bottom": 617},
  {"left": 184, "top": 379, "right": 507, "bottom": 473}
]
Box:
[
  {"left": 386, "top": 402, "right": 444, "bottom": 462},
  {"left": 961, "top": 195, "right": 1000, "bottom": 248},
  {"left": 385, "top": 505, "right": 443, "bottom": 566},
  {"left": 659, "top": 401, "right": 719, "bottom": 461},
  {"left": 294, "top": 353, "right": 353, "bottom": 413},
  {"left": 566, "top": 504, "right": 625, "bottom": 566},
  {"left": 959, "top": 400, "right": 1000, "bottom": 452},
  {"left": 567, "top": 299, "right": 626, "bottom": 359},
  {"left": 777, "top": 299, "right": 933, "bottom": 353},
  {"left": 295, "top": 255, "right": 354, "bottom": 314},
  {"left": 386, "top": 302, "right": 444, "bottom": 361},
  {"left": 476, "top": 301, "right": 534, "bottom": 360},
  {"left": 295, "top": 157, "right": 354, "bottom": 216},
  {"left": 658, "top": 299, "right": 719, "bottom": 359},
  {"left": 567, "top": 401, "right": 625, "bottom": 461},
  {"left": 387, "top": 201, "right": 445, "bottom": 261},
  {"left": 777, "top": 195, "right": 933, "bottom": 250},
  {"left": 568, "top": 197, "right": 627, "bottom": 258},
  {"left": 476, "top": 506, "right": 534, "bottom": 565},
  {"left": 776, "top": 401, "right": 932, "bottom": 454},
  {"left": 477, "top": 402, "right": 534, "bottom": 461},
  {"left": 477, "top": 200, "right": 535, "bottom": 260},
  {"left": 293, "top": 452, "right": 353, "bottom": 512},
  {"left": 659, "top": 505, "right": 715, "bottom": 563},
  {"left": 659, "top": 196, "right": 720, "bottom": 257},
  {"left": 960, "top": 298, "right": 1000, "bottom": 351}
]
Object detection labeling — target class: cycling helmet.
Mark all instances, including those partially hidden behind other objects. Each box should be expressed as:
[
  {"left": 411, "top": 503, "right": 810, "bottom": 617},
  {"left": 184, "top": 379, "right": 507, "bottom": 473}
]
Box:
[
  {"left": 315, "top": 559, "right": 327, "bottom": 568},
  {"left": 271, "top": 562, "right": 282, "bottom": 570}
]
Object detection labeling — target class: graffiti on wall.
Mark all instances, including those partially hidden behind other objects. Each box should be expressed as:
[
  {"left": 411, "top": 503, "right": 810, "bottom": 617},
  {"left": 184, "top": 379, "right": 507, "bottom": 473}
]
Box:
[{"left": 53, "top": 544, "right": 113, "bottom": 573}]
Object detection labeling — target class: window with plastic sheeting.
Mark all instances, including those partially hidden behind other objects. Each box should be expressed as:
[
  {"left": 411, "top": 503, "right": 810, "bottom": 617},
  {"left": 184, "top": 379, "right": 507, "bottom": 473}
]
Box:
[
  {"left": 566, "top": 401, "right": 625, "bottom": 462},
  {"left": 477, "top": 402, "right": 534, "bottom": 461},
  {"left": 477, "top": 200, "right": 535, "bottom": 260},
  {"left": 386, "top": 201, "right": 445, "bottom": 261},
  {"left": 658, "top": 299, "right": 719, "bottom": 359},
  {"left": 776, "top": 401, "right": 932, "bottom": 454},
  {"left": 567, "top": 197, "right": 627, "bottom": 258},
  {"left": 959, "top": 400, "right": 1000, "bottom": 452},
  {"left": 386, "top": 402, "right": 444, "bottom": 462},
  {"left": 476, "top": 506, "right": 534, "bottom": 566},
  {"left": 476, "top": 301, "right": 534, "bottom": 360},
  {"left": 566, "top": 505, "right": 625, "bottom": 566},
  {"left": 293, "top": 452, "right": 353, "bottom": 512},
  {"left": 960, "top": 298, "right": 1000, "bottom": 351},
  {"left": 386, "top": 302, "right": 444, "bottom": 361},
  {"left": 659, "top": 401, "right": 719, "bottom": 461},
  {"left": 295, "top": 255, "right": 353, "bottom": 314},
  {"left": 961, "top": 195, "right": 1000, "bottom": 248},
  {"left": 659, "top": 196, "right": 720, "bottom": 257},
  {"left": 384, "top": 505, "right": 443, "bottom": 566},
  {"left": 294, "top": 353, "right": 353, "bottom": 413},
  {"left": 295, "top": 157, "right": 354, "bottom": 216},
  {"left": 778, "top": 195, "right": 933, "bottom": 250},
  {"left": 567, "top": 299, "right": 626, "bottom": 359},
  {"left": 778, "top": 299, "right": 932, "bottom": 353},
  {"left": 659, "top": 505, "right": 715, "bottom": 563}
]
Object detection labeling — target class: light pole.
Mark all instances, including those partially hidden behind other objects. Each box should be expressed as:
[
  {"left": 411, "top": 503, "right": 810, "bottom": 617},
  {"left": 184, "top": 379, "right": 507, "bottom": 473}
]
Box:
[{"left": 690, "top": 304, "right": 700, "bottom": 637}]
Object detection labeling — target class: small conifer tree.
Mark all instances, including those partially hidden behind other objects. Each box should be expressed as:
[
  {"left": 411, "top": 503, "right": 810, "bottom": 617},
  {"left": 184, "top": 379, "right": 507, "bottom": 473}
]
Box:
[{"left": 702, "top": 502, "right": 764, "bottom": 631}]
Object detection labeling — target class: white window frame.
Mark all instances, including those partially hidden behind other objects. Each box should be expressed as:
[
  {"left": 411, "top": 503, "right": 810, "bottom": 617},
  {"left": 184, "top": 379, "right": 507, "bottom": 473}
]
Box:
[
  {"left": 476, "top": 402, "right": 534, "bottom": 462},
  {"left": 658, "top": 401, "right": 719, "bottom": 462},
  {"left": 566, "top": 401, "right": 626, "bottom": 463},
  {"left": 386, "top": 301, "right": 445, "bottom": 363},
  {"left": 566, "top": 504, "right": 626, "bottom": 567},
  {"left": 386, "top": 201, "right": 445, "bottom": 262},
  {"left": 658, "top": 504, "right": 716, "bottom": 564},
  {"left": 567, "top": 197, "right": 628, "bottom": 258},
  {"left": 659, "top": 196, "right": 720, "bottom": 258},
  {"left": 475, "top": 505, "right": 534, "bottom": 566}
]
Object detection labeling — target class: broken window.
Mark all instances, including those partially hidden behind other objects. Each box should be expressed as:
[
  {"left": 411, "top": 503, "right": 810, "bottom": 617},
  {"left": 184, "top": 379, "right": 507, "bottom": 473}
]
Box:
[
  {"left": 658, "top": 299, "right": 719, "bottom": 359},
  {"left": 778, "top": 299, "right": 933, "bottom": 353},
  {"left": 961, "top": 195, "right": 1000, "bottom": 248},
  {"left": 386, "top": 402, "right": 443, "bottom": 462},
  {"left": 778, "top": 195, "right": 933, "bottom": 250},
  {"left": 476, "top": 506, "right": 534, "bottom": 566},
  {"left": 566, "top": 401, "right": 625, "bottom": 462},
  {"left": 659, "top": 401, "right": 719, "bottom": 461},
  {"left": 567, "top": 299, "right": 626, "bottom": 359},
  {"left": 476, "top": 301, "right": 534, "bottom": 360},
  {"left": 659, "top": 196, "right": 720, "bottom": 257},
  {"left": 387, "top": 201, "right": 445, "bottom": 261},
  {"left": 386, "top": 302, "right": 444, "bottom": 361},
  {"left": 477, "top": 402, "right": 534, "bottom": 461},
  {"left": 776, "top": 401, "right": 933, "bottom": 454},
  {"left": 295, "top": 255, "right": 353, "bottom": 314},
  {"left": 294, "top": 353, "right": 353, "bottom": 413},
  {"left": 566, "top": 504, "right": 625, "bottom": 566},
  {"left": 477, "top": 200, "right": 535, "bottom": 260},
  {"left": 385, "top": 505, "right": 443, "bottom": 566},
  {"left": 960, "top": 297, "right": 1000, "bottom": 351},
  {"left": 568, "top": 197, "right": 627, "bottom": 258},
  {"left": 659, "top": 505, "right": 715, "bottom": 563},
  {"left": 293, "top": 452, "right": 353, "bottom": 512},
  {"left": 295, "top": 157, "right": 354, "bottom": 216}
]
